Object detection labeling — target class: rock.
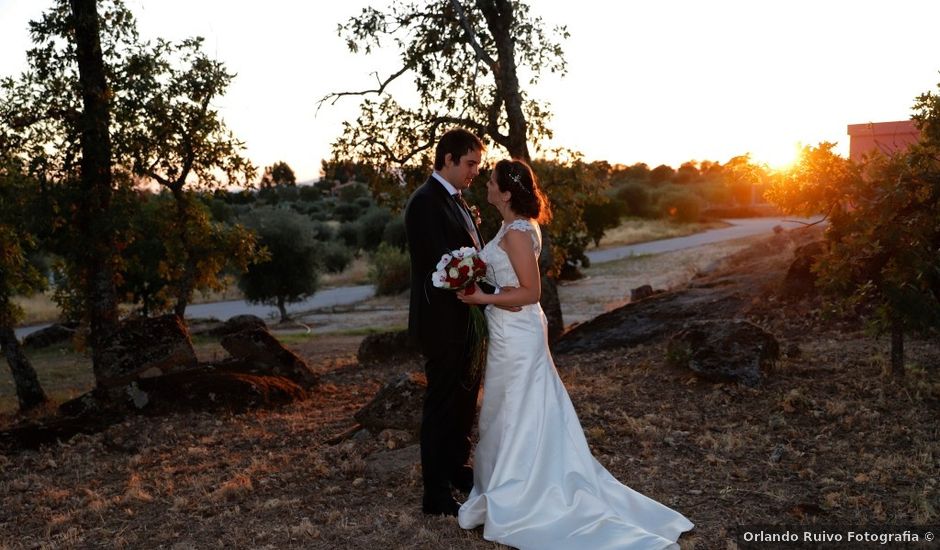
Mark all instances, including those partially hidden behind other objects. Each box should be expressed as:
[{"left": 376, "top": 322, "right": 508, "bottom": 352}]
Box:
[
  {"left": 354, "top": 372, "right": 426, "bottom": 435},
  {"left": 357, "top": 330, "right": 421, "bottom": 366},
  {"left": 630, "top": 285, "right": 655, "bottom": 302},
  {"left": 555, "top": 287, "right": 745, "bottom": 355},
  {"left": 220, "top": 328, "right": 318, "bottom": 388},
  {"left": 365, "top": 444, "right": 420, "bottom": 477},
  {"left": 187, "top": 317, "right": 224, "bottom": 337},
  {"left": 209, "top": 314, "right": 267, "bottom": 337},
  {"left": 22, "top": 322, "right": 78, "bottom": 349},
  {"left": 667, "top": 320, "right": 780, "bottom": 387},
  {"left": 98, "top": 315, "right": 197, "bottom": 387},
  {"left": 782, "top": 240, "right": 827, "bottom": 298},
  {"left": 135, "top": 370, "right": 307, "bottom": 413},
  {"left": 379, "top": 428, "right": 416, "bottom": 450}
]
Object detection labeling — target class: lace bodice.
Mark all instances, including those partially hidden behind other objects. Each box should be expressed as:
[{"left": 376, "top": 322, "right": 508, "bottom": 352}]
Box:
[{"left": 480, "top": 218, "right": 542, "bottom": 289}]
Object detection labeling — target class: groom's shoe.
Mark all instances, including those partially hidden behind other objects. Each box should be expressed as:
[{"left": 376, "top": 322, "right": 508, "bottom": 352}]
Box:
[
  {"left": 450, "top": 466, "right": 474, "bottom": 494},
  {"left": 422, "top": 494, "right": 460, "bottom": 517}
]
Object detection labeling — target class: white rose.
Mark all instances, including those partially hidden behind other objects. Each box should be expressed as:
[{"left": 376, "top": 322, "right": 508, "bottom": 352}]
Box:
[
  {"left": 435, "top": 254, "right": 452, "bottom": 271},
  {"left": 448, "top": 267, "right": 459, "bottom": 279}
]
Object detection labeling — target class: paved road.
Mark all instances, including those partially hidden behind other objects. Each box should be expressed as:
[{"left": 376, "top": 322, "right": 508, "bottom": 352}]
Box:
[
  {"left": 14, "top": 217, "right": 821, "bottom": 341},
  {"left": 585, "top": 216, "right": 823, "bottom": 264},
  {"left": 14, "top": 284, "right": 375, "bottom": 341}
]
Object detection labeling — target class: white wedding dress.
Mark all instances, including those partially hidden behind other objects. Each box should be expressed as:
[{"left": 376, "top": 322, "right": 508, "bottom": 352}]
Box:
[{"left": 458, "top": 219, "right": 694, "bottom": 550}]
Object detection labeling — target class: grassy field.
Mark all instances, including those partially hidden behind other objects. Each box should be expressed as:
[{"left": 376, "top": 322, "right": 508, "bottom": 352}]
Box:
[{"left": 594, "top": 218, "right": 729, "bottom": 249}]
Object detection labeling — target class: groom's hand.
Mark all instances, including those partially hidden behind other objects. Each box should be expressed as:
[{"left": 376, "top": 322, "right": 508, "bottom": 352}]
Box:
[{"left": 494, "top": 286, "right": 522, "bottom": 312}]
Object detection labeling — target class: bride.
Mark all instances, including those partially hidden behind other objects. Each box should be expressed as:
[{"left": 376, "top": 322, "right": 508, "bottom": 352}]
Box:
[{"left": 456, "top": 159, "right": 694, "bottom": 549}]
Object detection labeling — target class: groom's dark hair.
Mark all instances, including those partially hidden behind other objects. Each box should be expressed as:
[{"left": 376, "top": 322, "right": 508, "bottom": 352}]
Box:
[{"left": 434, "top": 128, "right": 485, "bottom": 170}]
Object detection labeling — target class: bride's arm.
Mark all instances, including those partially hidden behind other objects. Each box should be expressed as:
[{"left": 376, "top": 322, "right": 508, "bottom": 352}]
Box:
[{"left": 458, "top": 229, "right": 540, "bottom": 307}]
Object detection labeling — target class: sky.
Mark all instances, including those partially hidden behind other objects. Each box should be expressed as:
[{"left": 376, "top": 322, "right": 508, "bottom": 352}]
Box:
[{"left": 2, "top": 0, "right": 939, "bottom": 183}]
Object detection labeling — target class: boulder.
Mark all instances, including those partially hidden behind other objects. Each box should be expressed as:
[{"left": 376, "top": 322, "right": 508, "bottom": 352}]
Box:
[
  {"left": 209, "top": 314, "right": 267, "bottom": 337},
  {"left": 630, "top": 285, "right": 655, "bottom": 302},
  {"left": 365, "top": 444, "right": 420, "bottom": 477},
  {"left": 782, "top": 240, "right": 827, "bottom": 298},
  {"left": 667, "top": 320, "right": 779, "bottom": 387},
  {"left": 136, "top": 370, "right": 307, "bottom": 413},
  {"left": 186, "top": 317, "right": 224, "bottom": 337},
  {"left": 354, "top": 372, "right": 426, "bottom": 435},
  {"left": 555, "top": 286, "right": 745, "bottom": 355},
  {"left": 22, "top": 322, "right": 78, "bottom": 349},
  {"left": 357, "top": 330, "right": 421, "bottom": 366},
  {"left": 220, "top": 328, "right": 318, "bottom": 388},
  {"left": 97, "top": 315, "right": 197, "bottom": 387}
]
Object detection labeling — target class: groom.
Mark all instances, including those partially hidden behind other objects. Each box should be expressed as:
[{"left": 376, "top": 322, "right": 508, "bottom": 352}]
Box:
[{"left": 405, "top": 128, "right": 487, "bottom": 516}]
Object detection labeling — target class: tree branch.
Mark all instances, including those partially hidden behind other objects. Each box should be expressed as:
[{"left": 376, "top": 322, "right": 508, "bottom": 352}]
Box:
[
  {"left": 316, "top": 64, "right": 411, "bottom": 114},
  {"left": 450, "top": 0, "right": 497, "bottom": 69}
]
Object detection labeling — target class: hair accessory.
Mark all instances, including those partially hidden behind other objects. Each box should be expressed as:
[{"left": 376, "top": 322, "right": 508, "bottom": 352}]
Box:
[{"left": 508, "top": 168, "right": 532, "bottom": 194}]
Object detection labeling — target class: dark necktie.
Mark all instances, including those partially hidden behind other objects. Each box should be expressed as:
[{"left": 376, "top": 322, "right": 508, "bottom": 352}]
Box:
[{"left": 452, "top": 192, "right": 481, "bottom": 249}]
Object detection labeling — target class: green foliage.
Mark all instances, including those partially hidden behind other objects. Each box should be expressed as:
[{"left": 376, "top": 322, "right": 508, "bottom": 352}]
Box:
[
  {"left": 649, "top": 164, "right": 676, "bottom": 185},
  {"left": 582, "top": 198, "right": 623, "bottom": 247},
  {"left": 324, "top": 0, "right": 569, "bottom": 219},
  {"left": 0, "top": 159, "right": 47, "bottom": 327},
  {"left": 767, "top": 83, "right": 940, "bottom": 371},
  {"left": 656, "top": 187, "right": 704, "bottom": 223},
  {"left": 382, "top": 215, "right": 408, "bottom": 250},
  {"left": 614, "top": 182, "right": 653, "bottom": 218},
  {"left": 532, "top": 153, "right": 611, "bottom": 277},
  {"left": 333, "top": 202, "right": 361, "bottom": 222},
  {"left": 308, "top": 220, "right": 335, "bottom": 242},
  {"left": 357, "top": 207, "right": 392, "bottom": 251},
  {"left": 369, "top": 243, "right": 410, "bottom": 296},
  {"left": 260, "top": 161, "right": 296, "bottom": 187},
  {"left": 321, "top": 241, "right": 354, "bottom": 274},
  {"left": 120, "top": 192, "right": 262, "bottom": 316},
  {"left": 723, "top": 154, "right": 769, "bottom": 206},
  {"left": 1, "top": 0, "right": 255, "bottom": 321},
  {"left": 238, "top": 207, "right": 322, "bottom": 314},
  {"left": 337, "top": 222, "right": 361, "bottom": 248},
  {"left": 298, "top": 185, "right": 324, "bottom": 203}
]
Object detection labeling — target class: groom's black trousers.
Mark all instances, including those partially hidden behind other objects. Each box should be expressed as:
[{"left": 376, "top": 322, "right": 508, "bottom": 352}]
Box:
[{"left": 420, "top": 339, "right": 481, "bottom": 500}]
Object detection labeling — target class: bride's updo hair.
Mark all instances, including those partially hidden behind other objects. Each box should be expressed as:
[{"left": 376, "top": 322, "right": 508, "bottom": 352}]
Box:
[{"left": 494, "top": 159, "right": 552, "bottom": 223}]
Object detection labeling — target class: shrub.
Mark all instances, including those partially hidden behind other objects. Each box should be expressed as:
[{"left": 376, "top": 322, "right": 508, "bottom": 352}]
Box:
[
  {"left": 321, "top": 241, "right": 354, "bottom": 274},
  {"left": 382, "top": 215, "right": 407, "bottom": 250},
  {"left": 309, "top": 220, "right": 335, "bottom": 241},
  {"left": 333, "top": 202, "right": 361, "bottom": 222},
  {"left": 615, "top": 182, "right": 653, "bottom": 218},
  {"left": 337, "top": 221, "right": 361, "bottom": 248},
  {"left": 656, "top": 188, "right": 704, "bottom": 223},
  {"left": 357, "top": 207, "right": 392, "bottom": 251},
  {"left": 369, "top": 242, "right": 410, "bottom": 295}
]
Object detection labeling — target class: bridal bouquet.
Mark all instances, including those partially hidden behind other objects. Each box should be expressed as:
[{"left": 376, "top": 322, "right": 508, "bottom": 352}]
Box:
[{"left": 432, "top": 247, "right": 488, "bottom": 381}]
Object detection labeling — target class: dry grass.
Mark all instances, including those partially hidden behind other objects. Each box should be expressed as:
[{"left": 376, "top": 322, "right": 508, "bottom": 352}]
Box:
[
  {"left": 321, "top": 256, "right": 371, "bottom": 288},
  {"left": 595, "top": 218, "right": 729, "bottom": 249},
  {"left": 10, "top": 293, "right": 62, "bottom": 326},
  {"left": 2, "top": 233, "right": 937, "bottom": 548},
  {"left": 0, "top": 325, "right": 936, "bottom": 549}
]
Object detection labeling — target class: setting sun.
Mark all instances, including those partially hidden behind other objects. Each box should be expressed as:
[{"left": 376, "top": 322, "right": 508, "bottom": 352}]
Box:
[{"left": 750, "top": 142, "right": 803, "bottom": 172}]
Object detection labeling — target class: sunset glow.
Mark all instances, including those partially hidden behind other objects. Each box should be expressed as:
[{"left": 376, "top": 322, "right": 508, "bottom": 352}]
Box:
[{"left": 1, "top": 1, "right": 939, "bottom": 181}]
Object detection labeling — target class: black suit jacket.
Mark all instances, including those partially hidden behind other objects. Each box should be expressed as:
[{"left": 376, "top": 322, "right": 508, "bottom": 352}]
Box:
[{"left": 404, "top": 176, "right": 484, "bottom": 356}]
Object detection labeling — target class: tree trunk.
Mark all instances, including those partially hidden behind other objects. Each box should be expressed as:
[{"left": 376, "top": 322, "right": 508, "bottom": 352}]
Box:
[
  {"left": 0, "top": 326, "right": 48, "bottom": 412},
  {"left": 478, "top": 0, "right": 531, "bottom": 163},
  {"left": 478, "top": 0, "right": 563, "bottom": 342},
  {"left": 890, "top": 318, "right": 904, "bottom": 377},
  {"left": 69, "top": 0, "right": 119, "bottom": 383},
  {"left": 277, "top": 296, "right": 291, "bottom": 323},
  {"left": 171, "top": 188, "right": 195, "bottom": 320}
]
